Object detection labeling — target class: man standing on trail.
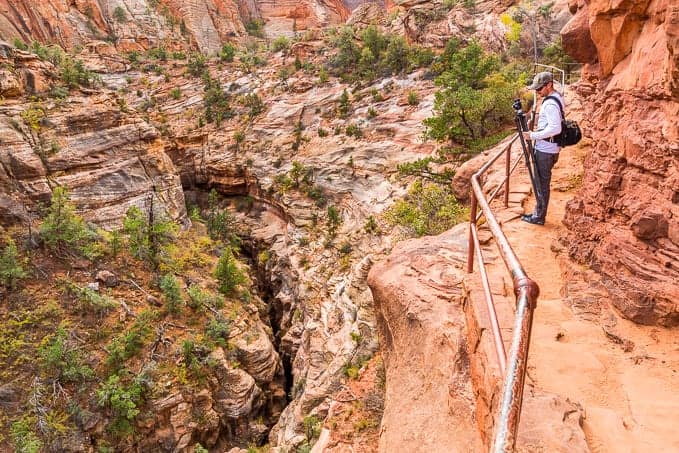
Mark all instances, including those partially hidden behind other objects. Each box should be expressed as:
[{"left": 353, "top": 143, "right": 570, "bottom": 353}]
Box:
[{"left": 521, "top": 72, "right": 563, "bottom": 225}]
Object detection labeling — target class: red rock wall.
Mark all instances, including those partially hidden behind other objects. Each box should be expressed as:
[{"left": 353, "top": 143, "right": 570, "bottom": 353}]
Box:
[
  {"left": 0, "top": 0, "right": 350, "bottom": 54},
  {"left": 561, "top": 0, "right": 679, "bottom": 326},
  {"left": 256, "top": 0, "right": 348, "bottom": 36},
  {"left": 0, "top": 0, "right": 109, "bottom": 48}
]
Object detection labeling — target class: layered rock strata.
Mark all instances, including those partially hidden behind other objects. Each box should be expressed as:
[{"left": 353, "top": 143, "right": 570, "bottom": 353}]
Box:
[
  {"left": 0, "top": 46, "right": 186, "bottom": 227},
  {"left": 0, "top": 1, "right": 559, "bottom": 447},
  {"left": 561, "top": 0, "right": 679, "bottom": 326},
  {"left": 135, "top": 318, "right": 287, "bottom": 451},
  {"left": 0, "top": 0, "right": 351, "bottom": 55}
]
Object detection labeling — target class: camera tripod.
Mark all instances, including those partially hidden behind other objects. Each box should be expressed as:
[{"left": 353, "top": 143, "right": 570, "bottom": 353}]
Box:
[{"left": 513, "top": 99, "right": 542, "bottom": 203}]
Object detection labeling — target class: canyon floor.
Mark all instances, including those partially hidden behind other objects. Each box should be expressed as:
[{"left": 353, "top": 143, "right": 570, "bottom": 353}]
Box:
[{"left": 496, "top": 141, "right": 679, "bottom": 452}]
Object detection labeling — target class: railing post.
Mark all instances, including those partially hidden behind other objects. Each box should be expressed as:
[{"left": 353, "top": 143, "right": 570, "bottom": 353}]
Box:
[
  {"left": 491, "top": 279, "right": 539, "bottom": 453},
  {"left": 467, "top": 191, "right": 478, "bottom": 273},
  {"left": 504, "top": 142, "right": 511, "bottom": 207}
]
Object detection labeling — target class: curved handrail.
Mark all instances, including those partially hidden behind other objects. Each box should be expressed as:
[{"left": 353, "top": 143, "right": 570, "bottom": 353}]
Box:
[{"left": 466, "top": 134, "right": 540, "bottom": 453}]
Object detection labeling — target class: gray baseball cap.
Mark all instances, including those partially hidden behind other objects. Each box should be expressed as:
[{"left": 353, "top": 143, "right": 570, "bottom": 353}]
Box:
[{"left": 527, "top": 72, "right": 553, "bottom": 90}]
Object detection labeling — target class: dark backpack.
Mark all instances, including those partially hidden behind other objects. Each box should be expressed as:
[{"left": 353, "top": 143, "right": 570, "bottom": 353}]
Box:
[{"left": 544, "top": 95, "right": 582, "bottom": 147}]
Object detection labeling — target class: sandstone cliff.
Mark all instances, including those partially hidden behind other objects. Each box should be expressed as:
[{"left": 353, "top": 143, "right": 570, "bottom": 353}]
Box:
[
  {"left": 0, "top": 44, "right": 187, "bottom": 228},
  {"left": 0, "top": 0, "right": 351, "bottom": 54},
  {"left": 0, "top": 0, "right": 591, "bottom": 450},
  {"left": 561, "top": 0, "right": 679, "bottom": 326},
  {"left": 0, "top": 21, "right": 440, "bottom": 450}
]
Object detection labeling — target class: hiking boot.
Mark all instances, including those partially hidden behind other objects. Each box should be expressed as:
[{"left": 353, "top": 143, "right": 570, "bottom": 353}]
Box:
[{"left": 521, "top": 214, "right": 545, "bottom": 225}]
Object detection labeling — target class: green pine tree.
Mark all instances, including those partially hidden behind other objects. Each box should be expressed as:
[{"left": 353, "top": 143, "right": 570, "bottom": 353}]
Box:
[
  {"left": 40, "top": 187, "right": 97, "bottom": 255},
  {"left": 0, "top": 238, "right": 27, "bottom": 289},
  {"left": 214, "top": 247, "right": 246, "bottom": 296}
]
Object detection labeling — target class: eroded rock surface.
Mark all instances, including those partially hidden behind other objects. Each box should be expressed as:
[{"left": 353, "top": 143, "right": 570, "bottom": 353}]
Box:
[
  {"left": 367, "top": 224, "right": 483, "bottom": 452},
  {"left": 0, "top": 83, "right": 186, "bottom": 229},
  {"left": 561, "top": 0, "right": 679, "bottom": 326},
  {"left": 0, "top": 1, "right": 582, "bottom": 450},
  {"left": 0, "top": 0, "right": 351, "bottom": 54}
]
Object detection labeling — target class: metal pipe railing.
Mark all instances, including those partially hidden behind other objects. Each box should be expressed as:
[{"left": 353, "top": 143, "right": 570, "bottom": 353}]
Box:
[
  {"left": 467, "top": 134, "right": 540, "bottom": 453},
  {"left": 470, "top": 224, "right": 507, "bottom": 374}
]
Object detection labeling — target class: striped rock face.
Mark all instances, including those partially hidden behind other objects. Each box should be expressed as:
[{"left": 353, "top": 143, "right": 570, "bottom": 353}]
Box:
[{"left": 0, "top": 0, "right": 352, "bottom": 54}]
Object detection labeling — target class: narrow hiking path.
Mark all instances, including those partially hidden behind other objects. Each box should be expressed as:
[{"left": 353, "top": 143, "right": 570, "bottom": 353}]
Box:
[{"left": 506, "top": 141, "right": 679, "bottom": 452}]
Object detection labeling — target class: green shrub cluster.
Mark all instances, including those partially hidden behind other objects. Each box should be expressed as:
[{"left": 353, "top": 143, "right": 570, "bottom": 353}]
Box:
[
  {"left": 205, "top": 317, "right": 230, "bottom": 347},
  {"left": 337, "top": 89, "right": 350, "bottom": 118},
  {"left": 105, "top": 310, "right": 156, "bottom": 369},
  {"left": 219, "top": 43, "right": 236, "bottom": 62},
  {"left": 39, "top": 327, "right": 95, "bottom": 383},
  {"left": 326, "top": 205, "right": 342, "bottom": 238},
  {"left": 245, "top": 19, "right": 266, "bottom": 38},
  {"left": 202, "top": 73, "right": 233, "bottom": 126},
  {"left": 396, "top": 150, "right": 455, "bottom": 183},
  {"left": 64, "top": 281, "right": 118, "bottom": 316},
  {"left": 60, "top": 56, "right": 99, "bottom": 89},
  {"left": 12, "top": 38, "right": 28, "bottom": 51},
  {"left": 278, "top": 66, "right": 291, "bottom": 84},
  {"left": 14, "top": 39, "right": 101, "bottom": 89},
  {"left": 274, "top": 161, "right": 326, "bottom": 206},
  {"left": 10, "top": 415, "right": 42, "bottom": 453},
  {"left": 318, "top": 67, "right": 329, "bottom": 84},
  {"left": 159, "top": 274, "right": 183, "bottom": 315},
  {"left": 147, "top": 46, "right": 168, "bottom": 61},
  {"left": 241, "top": 93, "right": 264, "bottom": 117},
  {"left": 123, "top": 205, "right": 177, "bottom": 268},
  {"left": 15, "top": 40, "right": 63, "bottom": 65},
  {"left": 364, "top": 215, "right": 381, "bottom": 234},
  {"left": 327, "top": 25, "right": 433, "bottom": 81},
  {"left": 291, "top": 121, "right": 305, "bottom": 151},
  {"left": 180, "top": 340, "right": 199, "bottom": 374},
  {"left": 384, "top": 179, "right": 467, "bottom": 237},
  {"left": 542, "top": 37, "right": 577, "bottom": 79},
  {"left": 239, "top": 51, "right": 267, "bottom": 73},
  {"left": 96, "top": 372, "right": 149, "bottom": 436},
  {"left": 271, "top": 36, "right": 290, "bottom": 52},
  {"left": 345, "top": 123, "right": 362, "bottom": 138},
  {"left": 205, "top": 189, "right": 241, "bottom": 247},
  {"left": 40, "top": 187, "right": 99, "bottom": 258},
  {"left": 12, "top": 40, "right": 99, "bottom": 95},
  {"left": 187, "top": 52, "right": 207, "bottom": 76},
  {"left": 302, "top": 414, "right": 322, "bottom": 445},
  {"left": 187, "top": 284, "right": 225, "bottom": 311},
  {"left": 113, "top": 6, "right": 127, "bottom": 23},
  {"left": 20, "top": 103, "right": 45, "bottom": 132}
]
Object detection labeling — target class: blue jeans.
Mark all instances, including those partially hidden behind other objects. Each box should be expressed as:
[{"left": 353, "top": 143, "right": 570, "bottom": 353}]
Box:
[{"left": 534, "top": 151, "right": 559, "bottom": 220}]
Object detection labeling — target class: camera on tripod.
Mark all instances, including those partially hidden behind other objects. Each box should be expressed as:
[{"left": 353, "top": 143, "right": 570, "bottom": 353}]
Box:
[
  {"left": 512, "top": 98, "right": 523, "bottom": 113},
  {"left": 512, "top": 96, "right": 541, "bottom": 200}
]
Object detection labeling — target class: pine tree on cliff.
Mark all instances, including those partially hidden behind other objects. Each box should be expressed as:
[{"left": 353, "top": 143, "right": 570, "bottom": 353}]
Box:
[
  {"left": 214, "top": 247, "right": 246, "bottom": 297},
  {"left": 424, "top": 39, "right": 519, "bottom": 148}
]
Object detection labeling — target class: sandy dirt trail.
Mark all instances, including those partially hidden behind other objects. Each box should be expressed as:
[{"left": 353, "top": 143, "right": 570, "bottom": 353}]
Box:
[{"left": 505, "top": 144, "right": 679, "bottom": 452}]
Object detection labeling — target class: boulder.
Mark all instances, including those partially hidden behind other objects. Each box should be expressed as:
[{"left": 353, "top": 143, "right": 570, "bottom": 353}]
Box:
[
  {"left": 367, "top": 224, "right": 483, "bottom": 452},
  {"left": 96, "top": 270, "right": 119, "bottom": 287}
]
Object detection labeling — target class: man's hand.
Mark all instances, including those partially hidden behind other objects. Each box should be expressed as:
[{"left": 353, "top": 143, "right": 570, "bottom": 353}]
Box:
[{"left": 522, "top": 131, "right": 532, "bottom": 141}]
